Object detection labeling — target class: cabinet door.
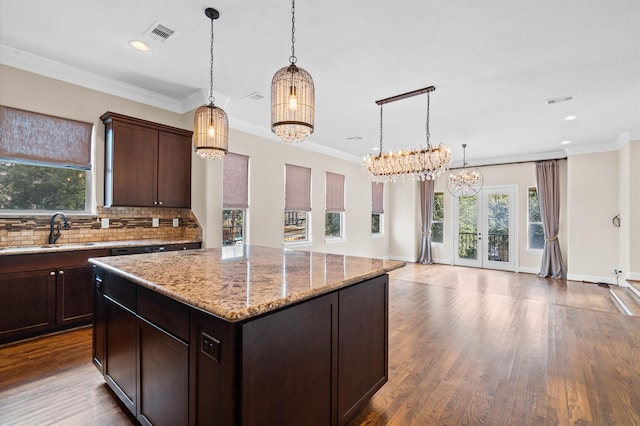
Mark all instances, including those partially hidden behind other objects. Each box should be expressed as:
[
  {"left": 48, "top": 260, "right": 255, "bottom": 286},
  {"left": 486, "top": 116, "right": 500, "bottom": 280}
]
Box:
[
  {"left": 241, "top": 293, "right": 338, "bottom": 426},
  {"left": 0, "top": 269, "right": 55, "bottom": 341},
  {"left": 56, "top": 265, "right": 94, "bottom": 326},
  {"left": 110, "top": 121, "right": 158, "bottom": 207},
  {"left": 337, "top": 275, "right": 388, "bottom": 424},
  {"left": 157, "top": 131, "right": 191, "bottom": 208},
  {"left": 138, "top": 319, "right": 189, "bottom": 426},
  {"left": 105, "top": 297, "right": 137, "bottom": 414}
]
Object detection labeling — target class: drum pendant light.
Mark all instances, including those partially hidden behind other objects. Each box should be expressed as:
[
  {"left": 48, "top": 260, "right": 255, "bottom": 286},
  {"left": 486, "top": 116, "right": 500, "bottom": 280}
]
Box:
[
  {"left": 193, "top": 7, "right": 228, "bottom": 159},
  {"left": 271, "top": 0, "right": 315, "bottom": 143}
]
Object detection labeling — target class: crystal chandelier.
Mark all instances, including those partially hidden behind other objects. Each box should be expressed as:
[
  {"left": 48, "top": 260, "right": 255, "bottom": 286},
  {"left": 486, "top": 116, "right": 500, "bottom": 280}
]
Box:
[
  {"left": 363, "top": 86, "right": 451, "bottom": 183},
  {"left": 271, "top": 0, "right": 315, "bottom": 143},
  {"left": 447, "top": 144, "right": 483, "bottom": 197},
  {"left": 193, "top": 7, "right": 228, "bottom": 160}
]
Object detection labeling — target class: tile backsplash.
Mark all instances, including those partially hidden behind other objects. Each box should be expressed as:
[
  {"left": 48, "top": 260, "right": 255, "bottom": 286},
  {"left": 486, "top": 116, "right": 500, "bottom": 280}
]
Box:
[{"left": 0, "top": 206, "right": 201, "bottom": 247}]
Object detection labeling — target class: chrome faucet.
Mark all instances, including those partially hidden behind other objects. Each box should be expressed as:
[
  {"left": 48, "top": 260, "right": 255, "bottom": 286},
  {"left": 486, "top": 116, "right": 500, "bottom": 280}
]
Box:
[{"left": 48, "top": 212, "right": 70, "bottom": 244}]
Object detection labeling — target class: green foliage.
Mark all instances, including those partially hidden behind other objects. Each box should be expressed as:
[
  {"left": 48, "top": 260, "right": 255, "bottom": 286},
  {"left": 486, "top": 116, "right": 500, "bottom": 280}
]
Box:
[
  {"left": 0, "top": 162, "right": 86, "bottom": 211},
  {"left": 325, "top": 212, "right": 342, "bottom": 238},
  {"left": 371, "top": 213, "right": 381, "bottom": 234}
]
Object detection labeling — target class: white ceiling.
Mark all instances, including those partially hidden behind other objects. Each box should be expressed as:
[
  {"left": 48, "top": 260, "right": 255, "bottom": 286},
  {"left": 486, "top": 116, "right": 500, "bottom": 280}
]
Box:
[{"left": 1, "top": 0, "right": 639, "bottom": 166}]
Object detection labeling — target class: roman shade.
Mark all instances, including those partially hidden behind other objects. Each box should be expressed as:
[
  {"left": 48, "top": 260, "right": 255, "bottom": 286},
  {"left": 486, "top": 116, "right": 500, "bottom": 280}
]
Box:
[
  {"left": 223, "top": 152, "right": 249, "bottom": 209},
  {"left": 0, "top": 105, "right": 92, "bottom": 169},
  {"left": 372, "top": 182, "right": 384, "bottom": 214},
  {"left": 285, "top": 164, "right": 311, "bottom": 211},
  {"left": 325, "top": 172, "right": 345, "bottom": 212}
]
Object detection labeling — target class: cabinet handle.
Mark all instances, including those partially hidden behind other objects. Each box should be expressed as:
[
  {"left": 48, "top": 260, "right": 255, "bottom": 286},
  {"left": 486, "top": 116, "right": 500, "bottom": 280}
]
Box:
[
  {"left": 59, "top": 270, "right": 64, "bottom": 275},
  {"left": 49, "top": 271, "right": 55, "bottom": 276},
  {"left": 158, "top": 201, "right": 163, "bottom": 205}
]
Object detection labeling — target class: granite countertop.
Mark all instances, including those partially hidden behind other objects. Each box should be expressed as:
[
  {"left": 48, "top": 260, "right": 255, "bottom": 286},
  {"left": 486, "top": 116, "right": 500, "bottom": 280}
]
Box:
[
  {"left": 89, "top": 245, "right": 405, "bottom": 322},
  {"left": 0, "top": 239, "right": 201, "bottom": 256}
]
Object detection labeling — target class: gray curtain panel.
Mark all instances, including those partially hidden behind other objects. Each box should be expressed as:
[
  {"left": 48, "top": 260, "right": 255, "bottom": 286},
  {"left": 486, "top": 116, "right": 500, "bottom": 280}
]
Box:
[
  {"left": 418, "top": 179, "right": 435, "bottom": 264},
  {"left": 535, "top": 160, "right": 566, "bottom": 279}
]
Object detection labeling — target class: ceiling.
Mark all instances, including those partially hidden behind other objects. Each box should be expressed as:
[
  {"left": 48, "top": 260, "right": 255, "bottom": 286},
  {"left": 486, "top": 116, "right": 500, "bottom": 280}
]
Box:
[{"left": 1, "top": 0, "right": 639, "bottom": 166}]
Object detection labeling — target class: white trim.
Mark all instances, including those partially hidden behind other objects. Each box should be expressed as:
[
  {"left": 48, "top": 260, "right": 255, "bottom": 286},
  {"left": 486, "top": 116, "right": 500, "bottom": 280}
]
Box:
[
  {"left": 517, "top": 266, "right": 540, "bottom": 275},
  {"left": 566, "top": 272, "right": 627, "bottom": 286},
  {"left": 628, "top": 271, "right": 640, "bottom": 281}
]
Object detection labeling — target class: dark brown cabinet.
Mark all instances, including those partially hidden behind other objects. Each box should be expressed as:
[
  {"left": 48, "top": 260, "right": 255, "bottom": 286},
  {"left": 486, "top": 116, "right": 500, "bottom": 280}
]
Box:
[
  {"left": 99, "top": 271, "right": 190, "bottom": 426},
  {"left": 101, "top": 112, "right": 192, "bottom": 208},
  {"left": 0, "top": 249, "right": 108, "bottom": 343}
]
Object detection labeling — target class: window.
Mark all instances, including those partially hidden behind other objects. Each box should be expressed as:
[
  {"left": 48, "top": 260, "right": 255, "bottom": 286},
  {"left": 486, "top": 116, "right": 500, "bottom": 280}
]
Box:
[
  {"left": 325, "top": 172, "right": 345, "bottom": 239},
  {"left": 371, "top": 182, "right": 384, "bottom": 235},
  {"left": 284, "top": 164, "right": 311, "bottom": 242},
  {"left": 431, "top": 192, "right": 444, "bottom": 243},
  {"left": 0, "top": 106, "right": 92, "bottom": 212},
  {"left": 223, "top": 153, "right": 249, "bottom": 246},
  {"left": 528, "top": 187, "right": 544, "bottom": 250}
]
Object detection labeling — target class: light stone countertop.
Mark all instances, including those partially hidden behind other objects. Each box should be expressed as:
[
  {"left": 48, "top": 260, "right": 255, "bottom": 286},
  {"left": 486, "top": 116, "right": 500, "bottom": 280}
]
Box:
[
  {"left": 89, "top": 245, "right": 405, "bottom": 322},
  {"left": 0, "top": 239, "right": 200, "bottom": 256}
]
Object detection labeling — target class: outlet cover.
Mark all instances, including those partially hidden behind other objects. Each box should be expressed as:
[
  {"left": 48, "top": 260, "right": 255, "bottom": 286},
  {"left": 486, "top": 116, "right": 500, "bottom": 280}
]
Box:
[
  {"left": 173, "top": 218, "right": 179, "bottom": 227},
  {"left": 152, "top": 218, "right": 159, "bottom": 228},
  {"left": 101, "top": 218, "right": 109, "bottom": 229}
]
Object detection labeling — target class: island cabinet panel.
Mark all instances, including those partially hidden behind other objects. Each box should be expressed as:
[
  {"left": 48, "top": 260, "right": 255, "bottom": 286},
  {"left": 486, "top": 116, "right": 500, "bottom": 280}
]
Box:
[
  {"left": 99, "top": 270, "right": 191, "bottom": 425},
  {"left": 101, "top": 111, "right": 193, "bottom": 208},
  {"left": 338, "top": 275, "right": 388, "bottom": 423},
  {"left": 240, "top": 292, "right": 339, "bottom": 426}
]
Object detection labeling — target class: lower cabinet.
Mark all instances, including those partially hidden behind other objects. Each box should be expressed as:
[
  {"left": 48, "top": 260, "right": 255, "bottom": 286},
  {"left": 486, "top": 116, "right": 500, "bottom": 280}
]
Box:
[
  {"left": 95, "top": 268, "right": 388, "bottom": 426},
  {"left": 99, "top": 271, "right": 190, "bottom": 426},
  {"left": 0, "top": 250, "right": 108, "bottom": 343}
]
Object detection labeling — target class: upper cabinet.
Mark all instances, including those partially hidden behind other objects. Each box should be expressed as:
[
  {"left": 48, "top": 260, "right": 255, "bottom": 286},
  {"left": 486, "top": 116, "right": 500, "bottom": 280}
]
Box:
[{"left": 101, "top": 112, "right": 192, "bottom": 208}]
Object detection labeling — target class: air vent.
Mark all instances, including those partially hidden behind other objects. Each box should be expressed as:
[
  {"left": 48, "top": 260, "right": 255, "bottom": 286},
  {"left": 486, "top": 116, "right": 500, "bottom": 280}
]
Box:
[
  {"left": 546, "top": 95, "right": 576, "bottom": 105},
  {"left": 243, "top": 92, "right": 265, "bottom": 101},
  {"left": 144, "top": 21, "right": 176, "bottom": 42}
]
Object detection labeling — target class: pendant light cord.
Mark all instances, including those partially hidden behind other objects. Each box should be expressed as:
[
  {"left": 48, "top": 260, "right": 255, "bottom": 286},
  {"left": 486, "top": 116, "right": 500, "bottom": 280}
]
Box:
[
  {"left": 209, "top": 16, "right": 215, "bottom": 105},
  {"left": 289, "top": 0, "right": 297, "bottom": 64}
]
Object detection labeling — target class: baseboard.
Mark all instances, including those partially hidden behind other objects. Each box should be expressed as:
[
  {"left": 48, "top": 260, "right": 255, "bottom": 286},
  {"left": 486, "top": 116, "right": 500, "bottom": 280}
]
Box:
[
  {"left": 566, "top": 273, "right": 628, "bottom": 286},
  {"left": 517, "top": 266, "right": 539, "bottom": 275},
  {"left": 385, "top": 255, "right": 418, "bottom": 263},
  {"left": 629, "top": 271, "right": 640, "bottom": 281}
]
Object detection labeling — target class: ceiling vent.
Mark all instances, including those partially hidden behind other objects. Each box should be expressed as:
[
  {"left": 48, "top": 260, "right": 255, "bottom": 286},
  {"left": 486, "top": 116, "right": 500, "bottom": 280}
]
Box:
[
  {"left": 243, "top": 92, "right": 265, "bottom": 101},
  {"left": 144, "top": 21, "right": 176, "bottom": 42},
  {"left": 546, "top": 95, "right": 576, "bottom": 105}
]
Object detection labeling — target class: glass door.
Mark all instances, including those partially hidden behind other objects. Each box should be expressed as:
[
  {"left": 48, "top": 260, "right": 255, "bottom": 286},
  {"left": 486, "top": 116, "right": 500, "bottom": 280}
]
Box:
[{"left": 453, "top": 186, "right": 516, "bottom": 271}]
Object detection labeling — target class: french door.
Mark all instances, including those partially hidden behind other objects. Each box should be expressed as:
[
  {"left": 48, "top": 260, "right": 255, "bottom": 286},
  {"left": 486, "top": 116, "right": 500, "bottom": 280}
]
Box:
[{"left": 453, "top": 186, "right": 516, "bottom": 271}]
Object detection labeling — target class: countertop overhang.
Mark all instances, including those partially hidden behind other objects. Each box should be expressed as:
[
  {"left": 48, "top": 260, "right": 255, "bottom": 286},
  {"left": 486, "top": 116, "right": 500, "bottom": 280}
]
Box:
[{"left": 89, "top": 245, "right": 405, "bottom": 322}]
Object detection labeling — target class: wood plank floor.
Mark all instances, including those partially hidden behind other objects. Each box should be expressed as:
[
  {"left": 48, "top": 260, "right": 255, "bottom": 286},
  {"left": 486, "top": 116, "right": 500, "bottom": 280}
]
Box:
[{"left": 1, "top": 264, "right": 639, "bottom": 425}]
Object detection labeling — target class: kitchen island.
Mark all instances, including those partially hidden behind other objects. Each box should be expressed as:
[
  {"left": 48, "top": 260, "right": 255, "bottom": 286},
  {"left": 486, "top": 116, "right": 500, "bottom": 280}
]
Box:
[{"left": 89, "top": 245, "right": 404, "bottom": 426}]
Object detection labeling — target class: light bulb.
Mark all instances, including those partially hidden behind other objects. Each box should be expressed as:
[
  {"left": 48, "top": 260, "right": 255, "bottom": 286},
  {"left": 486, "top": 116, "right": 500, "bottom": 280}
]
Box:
[
  {"left": 208, "top": 126, "right": 216, "bottom": 138},
  {"left": 288, "top": 86, "right": 297, "bottom": 110}
]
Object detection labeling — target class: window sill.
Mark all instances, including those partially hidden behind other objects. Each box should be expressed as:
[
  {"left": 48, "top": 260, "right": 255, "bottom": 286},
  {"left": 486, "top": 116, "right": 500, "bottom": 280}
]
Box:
[{"left": 324, "top": 237, "right": 345, "bottom": 244}]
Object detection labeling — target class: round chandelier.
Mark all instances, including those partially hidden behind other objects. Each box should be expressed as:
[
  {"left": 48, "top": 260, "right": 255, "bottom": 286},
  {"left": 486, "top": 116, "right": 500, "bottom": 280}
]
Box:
[
  {"left": 271, "top": 0, "right": 315, "bottom": 143},
  {"left": 363, "top": 86, "right": 451, "bottom": 183},
  {"left": 446, "top": 144, "right": 483, "bottom": 197},
  {"left": 193, "top": 7, "right": 228, "bottom": 160}
]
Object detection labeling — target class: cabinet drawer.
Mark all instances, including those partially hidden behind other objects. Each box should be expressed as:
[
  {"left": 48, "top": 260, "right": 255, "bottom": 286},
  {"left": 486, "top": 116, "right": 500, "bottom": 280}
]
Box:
[
  {"left": 137, "top": 286, "right": 189, "bottom": 342},
  {"left": 104, "top": 274, "right": 136, "bottom": 311}
]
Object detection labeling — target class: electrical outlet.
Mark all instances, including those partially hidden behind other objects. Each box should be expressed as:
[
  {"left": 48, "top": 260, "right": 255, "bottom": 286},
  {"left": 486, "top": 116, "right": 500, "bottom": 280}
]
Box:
[
  {"left": 152, "top": 218, "right": 159, "bottom": 227},
  {"left": 173, "top": 218, "right": 179, "bottom": 227},
  {"left": 201, "top": 333, "right": 220, "bottom": 362},
  {"left": 101, "top": 218, "right": 109, "bottom": 229}
]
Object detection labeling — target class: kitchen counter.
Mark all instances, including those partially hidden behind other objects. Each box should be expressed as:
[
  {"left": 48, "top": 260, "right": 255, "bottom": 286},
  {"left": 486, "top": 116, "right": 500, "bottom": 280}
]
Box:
[
  {"left": 89, "top": 245, "right": 404, "bottom": 322},
  {"left": 91, "top": 245, "right": 404, "bottom": 425},
  {"left": 0, "top": 239, "right": 201, "bottom": 256}
]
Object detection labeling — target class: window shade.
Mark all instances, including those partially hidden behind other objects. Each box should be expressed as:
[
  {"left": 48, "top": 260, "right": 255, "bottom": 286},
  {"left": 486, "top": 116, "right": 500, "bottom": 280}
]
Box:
[
  {"left": 0, "top": 105, "right": 92, "bottom": 169},
  {"left": 223, "top": 152, "right": 249, "bottom": 209},
  {"left": 326, "top": 172, "right": 345, "bottom": 212},
  {"left": 372, "top": 182, "right": 384, "bottom": 214},
  {"left": 285, "top": 164, "right": 311, "bottom": 211}
]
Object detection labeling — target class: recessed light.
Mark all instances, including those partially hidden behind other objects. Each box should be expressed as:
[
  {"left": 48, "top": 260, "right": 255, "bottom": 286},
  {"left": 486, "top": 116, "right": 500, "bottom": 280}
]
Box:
[
  {"left": 129, "top": 40, "right": 150, "bottom": 52},
  {"left": 561, "top": 140, "right": 571, "bottom": 145},
  {"left": 372, "top": 147, "right": 380, "bottom": 151},
  {"left": 565, "top": 115, "right": 577, "bottom": 121}
]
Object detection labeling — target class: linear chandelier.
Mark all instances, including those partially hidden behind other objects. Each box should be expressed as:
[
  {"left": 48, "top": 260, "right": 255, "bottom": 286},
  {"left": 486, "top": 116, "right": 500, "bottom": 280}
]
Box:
[
  {"left": 447, "top": 143, "right": 483, "bottom": 197},
  {"left": 363, "top": 86, "right": 451, "bottom": 183}
]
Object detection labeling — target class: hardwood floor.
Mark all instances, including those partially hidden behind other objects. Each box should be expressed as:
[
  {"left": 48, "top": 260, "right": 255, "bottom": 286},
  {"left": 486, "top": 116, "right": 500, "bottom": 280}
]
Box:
[{"left": 1, "top": 264, "right": 638, "bottom": 425}]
